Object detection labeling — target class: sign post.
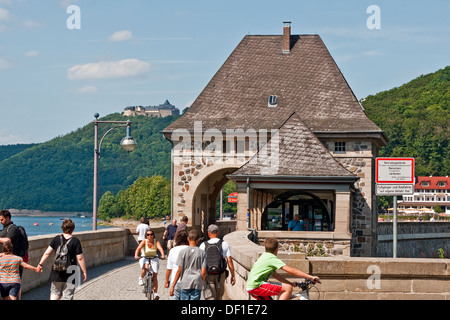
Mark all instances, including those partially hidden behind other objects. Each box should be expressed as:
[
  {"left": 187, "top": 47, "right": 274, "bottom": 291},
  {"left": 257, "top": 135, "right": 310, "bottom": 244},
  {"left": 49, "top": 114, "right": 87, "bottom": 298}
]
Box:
[{"left": 376, "top": 158, "right": 414, "bottom": 258}]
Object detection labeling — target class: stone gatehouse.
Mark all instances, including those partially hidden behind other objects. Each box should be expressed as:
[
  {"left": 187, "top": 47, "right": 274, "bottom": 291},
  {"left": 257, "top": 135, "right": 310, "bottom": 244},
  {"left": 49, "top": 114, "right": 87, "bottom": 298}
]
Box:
[{"left": 162, "top": 22, "right": 388, "bottom": 257}]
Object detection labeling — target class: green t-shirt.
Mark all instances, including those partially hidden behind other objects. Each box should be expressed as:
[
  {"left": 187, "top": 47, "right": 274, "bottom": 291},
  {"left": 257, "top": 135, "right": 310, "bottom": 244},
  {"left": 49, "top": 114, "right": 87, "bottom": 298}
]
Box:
[{"left": 246, "top": 252, "right": 286, "bottom": 290}]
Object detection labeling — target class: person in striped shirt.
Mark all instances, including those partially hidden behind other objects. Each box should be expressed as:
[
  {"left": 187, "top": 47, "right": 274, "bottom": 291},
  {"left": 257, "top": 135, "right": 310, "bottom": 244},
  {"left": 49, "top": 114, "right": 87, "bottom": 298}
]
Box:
[{"left": 0, "top": 241, "right": 39, "bottom": 300}]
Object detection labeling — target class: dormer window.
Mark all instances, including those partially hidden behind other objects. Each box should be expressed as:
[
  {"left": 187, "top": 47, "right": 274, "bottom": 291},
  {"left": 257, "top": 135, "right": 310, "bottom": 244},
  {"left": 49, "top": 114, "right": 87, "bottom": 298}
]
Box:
[
  {"left": 438, "top": 181, "right": 446, "bottom": 187},
  {"left": 334, "top": 142, "right": 346, "bottom": 153},
  {"left": 268, "top": 95, "right": 278, "bottom": 108},
  {"left": 421, "top": 181, "right": 430, "bottom": 187}
]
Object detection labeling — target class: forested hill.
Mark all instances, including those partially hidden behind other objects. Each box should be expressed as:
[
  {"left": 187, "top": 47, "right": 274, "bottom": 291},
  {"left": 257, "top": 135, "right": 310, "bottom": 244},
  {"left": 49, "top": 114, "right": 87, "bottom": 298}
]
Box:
[
  {"left": 1, "top": 66, "right": 449, "bottom": 212},
  {"left": 0, "top": 114, "right": 177, "bottom": 212},
  {"left": 0, "top": 143, "right": 38, "bottom": 162},
  {"left": 363, "top": 65, "right": 450, "bottom": 176}
]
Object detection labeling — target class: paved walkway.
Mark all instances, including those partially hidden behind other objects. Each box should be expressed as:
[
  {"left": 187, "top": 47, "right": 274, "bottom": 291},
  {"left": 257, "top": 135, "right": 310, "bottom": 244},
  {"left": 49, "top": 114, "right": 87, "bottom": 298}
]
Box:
[{"left": 22, "top": 256, "right": 171, "bottom": 300}]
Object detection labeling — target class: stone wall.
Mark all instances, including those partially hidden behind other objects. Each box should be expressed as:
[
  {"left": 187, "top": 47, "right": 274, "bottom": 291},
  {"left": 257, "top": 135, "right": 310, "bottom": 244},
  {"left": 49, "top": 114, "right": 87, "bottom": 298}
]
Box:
[
  {"left": 224, "top": 231, "right": 450, "bottom": 300},
  {"left": 377, "top": 222, "right": 450, "bottom": 258},
  {"left": 334, "top": 148, "right": 376, "bottom": 257},
  {"left": 22, "top": 228, "right": 129, "bottom": 293}
]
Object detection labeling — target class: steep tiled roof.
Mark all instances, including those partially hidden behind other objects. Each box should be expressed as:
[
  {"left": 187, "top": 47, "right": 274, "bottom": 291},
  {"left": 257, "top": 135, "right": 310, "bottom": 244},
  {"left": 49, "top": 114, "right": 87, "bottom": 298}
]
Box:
[
  {"left": 415, "top": 176, "right": 450, "bottom": 190},
  {"left": 163, "top": 34, "right": 383, "bottom": 134},
  {"left": 230, "top": 113, "right": 357, "bottom": 178}
]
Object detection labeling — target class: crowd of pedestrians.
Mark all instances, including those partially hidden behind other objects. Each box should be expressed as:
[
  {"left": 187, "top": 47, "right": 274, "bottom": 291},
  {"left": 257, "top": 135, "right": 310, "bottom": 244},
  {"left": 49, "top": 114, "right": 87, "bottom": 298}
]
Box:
[
  {"left": 0, "top": 210, "right": 318, "bottom": 301},
  {"left": 137, "top": 216, "right": 236, "bottom": 300},
  {"left": 0, "top": 209, "right": 86, "bottom": 300}
]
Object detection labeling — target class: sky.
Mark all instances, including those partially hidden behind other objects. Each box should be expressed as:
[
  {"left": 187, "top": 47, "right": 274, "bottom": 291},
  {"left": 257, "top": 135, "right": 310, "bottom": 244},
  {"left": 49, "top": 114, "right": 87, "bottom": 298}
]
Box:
[{"left": 0, "top": 0, "right": 449, "bottom": 145}]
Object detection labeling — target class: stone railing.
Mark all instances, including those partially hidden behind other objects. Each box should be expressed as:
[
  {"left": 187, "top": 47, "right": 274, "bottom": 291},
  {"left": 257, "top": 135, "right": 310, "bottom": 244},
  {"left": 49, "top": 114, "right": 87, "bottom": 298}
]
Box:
[
  {"left": 224, "top": 231, "right": 450, "bottom": 300},
  {"left": 377, "top": 221, "right": 450, "bottom": 258},
  {"left": 22, "top": 228, "right": 130, "bottom": 293}
]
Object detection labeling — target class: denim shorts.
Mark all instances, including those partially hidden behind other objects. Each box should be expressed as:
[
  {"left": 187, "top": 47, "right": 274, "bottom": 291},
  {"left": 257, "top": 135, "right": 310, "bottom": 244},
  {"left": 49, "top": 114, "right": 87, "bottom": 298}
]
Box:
[
  {"left": 180, "top": 288, "right": 201, "bottom": 300},
  {"left": 1, "top": 283, "right": 21, "bottom": 298}
]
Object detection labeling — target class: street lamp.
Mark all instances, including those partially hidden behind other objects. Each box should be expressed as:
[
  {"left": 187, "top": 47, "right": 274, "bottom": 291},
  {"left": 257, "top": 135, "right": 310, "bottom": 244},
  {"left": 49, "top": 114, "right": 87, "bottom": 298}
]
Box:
[{"left": 92, "top": 113, "right": 137, "bottom": 230}]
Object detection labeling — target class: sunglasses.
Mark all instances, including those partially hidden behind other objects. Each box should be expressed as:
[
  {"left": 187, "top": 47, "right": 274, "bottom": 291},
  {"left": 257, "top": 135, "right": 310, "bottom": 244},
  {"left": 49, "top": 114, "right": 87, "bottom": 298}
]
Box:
[{"left": 146, "top": 233, "right": 154, "bottom": 237}]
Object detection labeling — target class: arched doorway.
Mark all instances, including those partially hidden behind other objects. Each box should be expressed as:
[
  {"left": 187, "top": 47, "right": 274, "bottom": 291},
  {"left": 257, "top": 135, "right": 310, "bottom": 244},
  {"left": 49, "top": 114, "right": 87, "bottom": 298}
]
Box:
[
  {"left": 261, "top": 190, "right": 333, "bottom": 231},
  {"left": 191, "top": 167, "right": 239, "bottom": 236}
]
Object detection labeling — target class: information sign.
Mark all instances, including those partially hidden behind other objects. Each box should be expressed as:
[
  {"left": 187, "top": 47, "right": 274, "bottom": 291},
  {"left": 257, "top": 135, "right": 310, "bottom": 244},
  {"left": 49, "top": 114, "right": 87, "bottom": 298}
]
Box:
[
  {"left": 376, "top": 184, "right": 414, "bottom": 196},
  {"left": 376, "top": 158, "right": 415, "bottom": 184}
]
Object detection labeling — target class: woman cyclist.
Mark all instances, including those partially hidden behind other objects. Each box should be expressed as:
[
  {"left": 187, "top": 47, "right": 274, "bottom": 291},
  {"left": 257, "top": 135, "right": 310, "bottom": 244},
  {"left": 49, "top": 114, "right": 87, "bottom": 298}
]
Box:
[{"left": 134, "top": 230, "right": 165, "bottom": 300}]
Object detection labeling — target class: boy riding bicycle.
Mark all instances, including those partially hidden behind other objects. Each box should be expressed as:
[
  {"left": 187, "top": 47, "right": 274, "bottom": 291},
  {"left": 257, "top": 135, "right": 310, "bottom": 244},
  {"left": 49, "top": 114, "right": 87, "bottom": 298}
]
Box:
[{"left": 246, "top": 237, "right": 320, "bottom": 300}]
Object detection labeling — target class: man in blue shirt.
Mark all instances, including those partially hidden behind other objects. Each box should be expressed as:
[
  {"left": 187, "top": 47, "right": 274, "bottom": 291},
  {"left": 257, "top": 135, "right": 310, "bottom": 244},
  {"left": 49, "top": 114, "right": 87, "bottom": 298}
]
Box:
[
  {"left": 288, "top": 215, "right": 309, "bottom": 231},
  {"left": 163, "top": 219, "right": 178, "bottom": 254}
]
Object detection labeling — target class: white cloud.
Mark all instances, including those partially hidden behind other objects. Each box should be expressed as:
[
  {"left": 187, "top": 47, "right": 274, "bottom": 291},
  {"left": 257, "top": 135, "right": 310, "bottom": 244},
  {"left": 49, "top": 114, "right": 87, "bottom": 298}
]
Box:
[
  {"left": 109, "top": 30, "right": 133, "bottom": 42},
  {"left": 0, "top": 7, "right": 10, "bottom": 20},
  {"left": 67, "top": 59, "right": 150, "bottom": 80},
  {"left": 24, "top": 50, "right": 39, "bottom": 57},
  {"left": 75, "top": 86, "right": 99, "bottom": 93},
  {"left": 0, "top": 57, "right": 12, "bottom": 69},
  {"left": 0, "top": 129, "right": 24, "bottom": 145}
]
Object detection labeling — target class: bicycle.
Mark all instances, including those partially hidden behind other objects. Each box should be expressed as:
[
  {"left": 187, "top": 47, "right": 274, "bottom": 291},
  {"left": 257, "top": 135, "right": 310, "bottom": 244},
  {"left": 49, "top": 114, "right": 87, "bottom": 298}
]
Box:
[
  {"left": 140, "top": 256, "right": 159, "bottom": 300},
  {"left": 290, "top": 279, "right": 320, "bottom": 300},
  {"left": 142, "top": 266, "right": 154, "bottom": 300}
]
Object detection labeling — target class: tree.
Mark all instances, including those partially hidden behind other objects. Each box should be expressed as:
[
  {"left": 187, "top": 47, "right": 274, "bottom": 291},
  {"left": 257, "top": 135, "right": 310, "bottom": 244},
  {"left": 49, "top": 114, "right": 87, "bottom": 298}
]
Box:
[{"left": 98, "top": 175, "right": 171, "bottom": 221}]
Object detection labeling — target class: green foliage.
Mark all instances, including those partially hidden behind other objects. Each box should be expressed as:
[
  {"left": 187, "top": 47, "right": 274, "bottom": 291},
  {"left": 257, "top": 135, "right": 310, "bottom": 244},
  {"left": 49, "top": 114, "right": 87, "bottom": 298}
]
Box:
[
  {"left": 215, "top": 180, "right": 237, "bottom": 218},
  {"left": 0, "top": 114, "right": 178, "bottom": 212},
  {"left": 363, "top": 66, "right": 450, "bottom": 176},
  {"left": 98, "top": 175, "right": 171, "bottom": 221},
  {"left": 0, "top": 144, "right": 38, "bottom": 162},
  {"left": 433, "top": 205, "right": 444, "bottom": 214}
]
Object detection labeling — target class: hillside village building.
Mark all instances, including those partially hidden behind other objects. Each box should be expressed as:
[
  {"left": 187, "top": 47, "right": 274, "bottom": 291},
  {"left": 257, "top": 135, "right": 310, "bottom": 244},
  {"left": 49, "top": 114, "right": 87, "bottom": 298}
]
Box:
[
  {"left": 162, "top": 23, "right": 388, "bottom": 257},
  {"left": 123, "top": 100, "right": 180, "bottom": 118},
  {"left": 399, "top": 176, "right": 450, "bottom": 216}
]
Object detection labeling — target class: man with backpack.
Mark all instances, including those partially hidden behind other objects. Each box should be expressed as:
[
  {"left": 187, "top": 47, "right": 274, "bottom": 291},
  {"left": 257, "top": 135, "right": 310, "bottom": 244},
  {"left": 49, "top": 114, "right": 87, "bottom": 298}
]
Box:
[
  {"left": 37, "top": 218, "right": 87, "bottom": 300},
  {"left": 199, "top": 224, "right": 236, "bottom": 300},
  {"left": 0, "top": 210, "right": 29, "bottom": 265},
  {"left": 0, "top": 209, "right": 30, "bottom": 300}
]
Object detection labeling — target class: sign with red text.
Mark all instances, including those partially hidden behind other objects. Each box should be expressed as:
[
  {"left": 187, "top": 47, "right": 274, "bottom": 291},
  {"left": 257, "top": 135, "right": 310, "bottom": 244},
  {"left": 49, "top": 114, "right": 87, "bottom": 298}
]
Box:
[
  {"left": 227, "top": 192, "right": 238, "bottom": 203},
  {"left": 376, "top": 158, "right": 415, "bottom": 184}
]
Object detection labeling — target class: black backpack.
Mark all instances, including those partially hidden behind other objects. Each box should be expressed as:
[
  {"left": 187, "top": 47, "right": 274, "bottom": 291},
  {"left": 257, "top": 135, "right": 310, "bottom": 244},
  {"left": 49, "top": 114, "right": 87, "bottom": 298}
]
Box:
[
  {"left": 204, "top": 239, "right": 227, "bottom": 275},
  {"left": 53, "top": 235, "right": 73, "bottom": 272},
  {"left": 7, "top": 224, "right": 29, "bottom": 260}
]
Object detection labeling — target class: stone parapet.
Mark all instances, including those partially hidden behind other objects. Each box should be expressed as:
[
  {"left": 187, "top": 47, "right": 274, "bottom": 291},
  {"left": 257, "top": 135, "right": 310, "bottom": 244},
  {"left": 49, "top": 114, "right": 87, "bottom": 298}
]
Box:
[
  {"left": 22, "top": 228, "right": 130, "bottom": 293},
  {"left": 224, "top": 231, "right": 450, "bottom": 300}
]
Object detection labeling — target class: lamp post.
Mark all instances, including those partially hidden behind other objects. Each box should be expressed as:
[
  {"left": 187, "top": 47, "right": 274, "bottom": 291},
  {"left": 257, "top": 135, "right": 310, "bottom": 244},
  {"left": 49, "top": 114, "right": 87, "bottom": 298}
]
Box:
[{"left": 92, "top": 113, "right": 136, "bottom": 230}]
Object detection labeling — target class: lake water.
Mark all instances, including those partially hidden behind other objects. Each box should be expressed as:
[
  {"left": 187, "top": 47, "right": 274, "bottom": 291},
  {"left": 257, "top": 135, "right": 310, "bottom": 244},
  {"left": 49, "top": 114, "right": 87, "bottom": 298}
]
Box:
[{"left": 5, "top": 216, "right": 111, "bottom": 237}]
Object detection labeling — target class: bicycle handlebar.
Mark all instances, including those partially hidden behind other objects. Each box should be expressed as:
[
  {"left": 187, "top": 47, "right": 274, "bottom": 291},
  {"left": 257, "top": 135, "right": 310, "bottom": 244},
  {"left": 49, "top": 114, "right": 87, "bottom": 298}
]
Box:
[{"left": 294, "top": 278, "right": 320, "bottom": 290}]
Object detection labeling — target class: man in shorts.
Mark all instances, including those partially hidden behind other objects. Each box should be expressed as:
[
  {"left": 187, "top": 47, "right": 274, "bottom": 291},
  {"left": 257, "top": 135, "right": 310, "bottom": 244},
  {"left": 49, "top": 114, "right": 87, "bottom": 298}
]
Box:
[
  {"left": 246, "top": 237, "right": 319, "bottom": 300},
  {"left": 37, "top": 218, "right": 87, "bottom": 300}
]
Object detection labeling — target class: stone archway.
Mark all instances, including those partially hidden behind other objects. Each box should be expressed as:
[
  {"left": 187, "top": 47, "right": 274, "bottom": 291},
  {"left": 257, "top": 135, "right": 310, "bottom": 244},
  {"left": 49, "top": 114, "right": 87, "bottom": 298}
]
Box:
[
  {"left": 171, "top": 155, "right": 240, "bottom": 236},
  {"left": 192, "top": 168, "right": 238, "bottom": 236}
]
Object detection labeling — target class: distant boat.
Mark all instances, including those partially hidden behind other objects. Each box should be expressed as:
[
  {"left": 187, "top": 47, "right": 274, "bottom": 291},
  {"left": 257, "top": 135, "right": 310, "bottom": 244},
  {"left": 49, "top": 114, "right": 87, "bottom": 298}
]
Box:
[
  {"left": 49, "top": 223, "right": 54, "bottom": 226},
  {"left": 34, "top": 222, "right": 39, "bottom": 226}
]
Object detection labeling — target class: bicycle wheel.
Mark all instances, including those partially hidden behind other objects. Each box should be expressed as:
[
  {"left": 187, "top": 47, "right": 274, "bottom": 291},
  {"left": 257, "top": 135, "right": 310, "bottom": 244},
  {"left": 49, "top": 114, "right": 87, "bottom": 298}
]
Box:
[
  {"left": 142, "top": 274, "right": 148, "bottom": 294},
  {"left": 147, "top": 274, "right": 153, "bottom": 300}
]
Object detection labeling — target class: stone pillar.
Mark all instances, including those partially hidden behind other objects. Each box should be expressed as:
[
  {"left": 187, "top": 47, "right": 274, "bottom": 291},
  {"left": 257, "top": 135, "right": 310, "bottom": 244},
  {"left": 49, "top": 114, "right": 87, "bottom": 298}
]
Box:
[
  {"left": 335, "top": 190, "right": 352, "bottom": 235},
  {"left": 236, "top": 186, "right": 248, "bottom": 231}
]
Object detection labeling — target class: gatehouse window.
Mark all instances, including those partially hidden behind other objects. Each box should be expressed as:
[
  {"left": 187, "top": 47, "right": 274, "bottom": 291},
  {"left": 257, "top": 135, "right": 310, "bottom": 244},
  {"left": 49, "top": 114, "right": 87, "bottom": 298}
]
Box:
[
  {"left": 261, "top": 190, "right": 333, "bottom": 232},
  {"left": 334, "top": 142, "right": 346, "bottom": 153}
]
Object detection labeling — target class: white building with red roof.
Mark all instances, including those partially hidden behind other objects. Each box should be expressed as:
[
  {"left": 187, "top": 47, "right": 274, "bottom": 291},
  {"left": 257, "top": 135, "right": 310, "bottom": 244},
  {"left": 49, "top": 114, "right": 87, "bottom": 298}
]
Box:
[{"left": 399, "top": 176, "right": 450, "bottom": 216}]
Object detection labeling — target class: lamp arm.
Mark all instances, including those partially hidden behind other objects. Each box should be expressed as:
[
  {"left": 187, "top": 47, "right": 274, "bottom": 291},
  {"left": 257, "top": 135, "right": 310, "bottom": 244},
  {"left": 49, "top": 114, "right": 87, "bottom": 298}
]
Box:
[{"left": 97, "top": 124, "right": 127, "bottom": 158}]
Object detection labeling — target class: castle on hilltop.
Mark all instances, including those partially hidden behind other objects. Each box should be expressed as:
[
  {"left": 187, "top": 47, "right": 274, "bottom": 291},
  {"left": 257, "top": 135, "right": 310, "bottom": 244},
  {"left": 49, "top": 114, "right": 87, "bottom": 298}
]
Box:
[{"left": 123, "top": 100, "right": 180, "bottom": 118}]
